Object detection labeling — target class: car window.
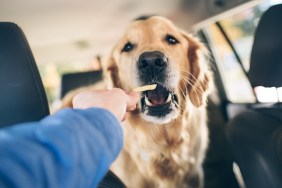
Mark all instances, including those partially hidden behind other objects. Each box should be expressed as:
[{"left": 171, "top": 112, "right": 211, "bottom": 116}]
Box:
[
  {"left": 203, "top": 0, "right": 282, "bottom": 103},
  {"left": 204, "top": 24, "right": 256, "bottom": 103}
]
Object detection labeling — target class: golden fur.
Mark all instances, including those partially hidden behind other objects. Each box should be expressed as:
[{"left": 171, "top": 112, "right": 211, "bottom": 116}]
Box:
[{"left": 104, "top": 16, "right": 212, "bottom": 188}]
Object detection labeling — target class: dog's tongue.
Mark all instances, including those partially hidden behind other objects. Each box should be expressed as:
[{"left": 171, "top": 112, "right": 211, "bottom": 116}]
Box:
[{"left": 146, "top": 86, "right": 169, "bottom": 105}]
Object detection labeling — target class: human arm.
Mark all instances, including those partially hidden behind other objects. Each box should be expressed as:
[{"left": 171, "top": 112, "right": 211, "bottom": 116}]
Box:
[{"left": 0, "top": 89, "right": 139, "bottom": 188}]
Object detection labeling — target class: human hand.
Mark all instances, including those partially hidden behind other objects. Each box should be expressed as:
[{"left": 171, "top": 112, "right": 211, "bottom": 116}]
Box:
[{"left": 72, "top": 88, "right": 139, "bottom": 122}]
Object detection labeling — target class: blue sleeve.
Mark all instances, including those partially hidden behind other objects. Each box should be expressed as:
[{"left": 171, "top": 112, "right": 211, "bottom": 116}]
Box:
[{"left": 0, "top": 108, "right": 123, "bottom": 188}]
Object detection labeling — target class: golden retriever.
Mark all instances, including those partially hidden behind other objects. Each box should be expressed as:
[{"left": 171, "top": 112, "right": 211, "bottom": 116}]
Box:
[{"left": 104, "top": 16, "right": 212, "bottom": 188}]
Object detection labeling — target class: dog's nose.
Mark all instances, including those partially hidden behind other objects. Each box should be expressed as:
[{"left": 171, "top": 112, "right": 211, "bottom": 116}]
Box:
[{"left": 138, "top": 51, "right": 167, "bottom": 72}]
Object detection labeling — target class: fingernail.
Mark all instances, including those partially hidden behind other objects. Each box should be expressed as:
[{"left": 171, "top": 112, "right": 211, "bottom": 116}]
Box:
[{"left": 129, "top": 107, "right": 135, "bottom": 111}]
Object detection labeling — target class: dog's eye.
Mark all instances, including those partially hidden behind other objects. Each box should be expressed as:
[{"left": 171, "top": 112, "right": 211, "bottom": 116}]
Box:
[
  {"left": 166, "top": 35, "right": 179, "bottom": 45},
  {"left": 122, "top": 42, "right": 135, "bottom": 52}
]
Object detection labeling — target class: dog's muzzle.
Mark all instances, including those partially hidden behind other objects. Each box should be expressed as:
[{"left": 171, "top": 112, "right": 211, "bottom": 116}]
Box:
[
  {"left": 140, "top": 85, "right": 179, "bottom": 118},
  {"left": 137, "top": 51, "right": 179, "bottom": 124}
]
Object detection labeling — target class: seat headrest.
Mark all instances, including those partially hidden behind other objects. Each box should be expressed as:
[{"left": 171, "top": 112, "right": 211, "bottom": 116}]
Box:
[
  {"left": 60, "top": 70, "right": 103, "bottom": 99},
  {"left": 0, "top": 22, "right": 49, "bottom": 128},
  {"left": 248, "top": 4, "right": 282, "bottom": 87}
]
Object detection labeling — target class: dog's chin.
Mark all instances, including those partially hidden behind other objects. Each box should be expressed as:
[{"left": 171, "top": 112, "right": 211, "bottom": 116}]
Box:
[{"left": 140, "top": 84, "right": 179, "bottom": 125}]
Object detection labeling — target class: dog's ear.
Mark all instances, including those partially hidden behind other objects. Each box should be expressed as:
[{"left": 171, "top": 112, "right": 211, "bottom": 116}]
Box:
[
  {"left": 103, "top": 49, "right": 121, "bottom": 89},
  {"left": 181, "top": 32, "right": 212, "bottom": 107}
]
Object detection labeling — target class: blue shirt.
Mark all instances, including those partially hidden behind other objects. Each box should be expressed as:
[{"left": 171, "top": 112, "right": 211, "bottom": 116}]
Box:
[{"left": 0, "top": 108, "right": 123, "bottom": 188}]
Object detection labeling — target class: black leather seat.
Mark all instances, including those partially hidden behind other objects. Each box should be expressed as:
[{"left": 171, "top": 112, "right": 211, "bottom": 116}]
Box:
[
  {"left": 226, "top": 4, "right": 282, "bottom": 188},
  {"left": 0, "top": 22, "right": 49, "bottom": 128},
  {"left": 248, "top": 4, "right": 282, "bottom": 88}
]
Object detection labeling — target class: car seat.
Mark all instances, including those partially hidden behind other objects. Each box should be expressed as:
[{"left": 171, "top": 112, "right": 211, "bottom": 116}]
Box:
[
  {"left": 0, "top": 22, "right": 49, "bottom": 128},
  {"left": 226, "top": 4, "right": 282, "bottom": 188}
]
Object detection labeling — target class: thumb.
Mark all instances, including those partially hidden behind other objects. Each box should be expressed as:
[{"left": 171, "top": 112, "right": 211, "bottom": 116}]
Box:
[{"left": 126, "top": 91, "right": 139, "bottom": 111}]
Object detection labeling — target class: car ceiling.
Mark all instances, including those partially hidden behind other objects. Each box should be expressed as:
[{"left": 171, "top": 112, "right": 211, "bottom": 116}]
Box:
[{"left": 0, "top": 0, "right": 256, "bottom": 66}]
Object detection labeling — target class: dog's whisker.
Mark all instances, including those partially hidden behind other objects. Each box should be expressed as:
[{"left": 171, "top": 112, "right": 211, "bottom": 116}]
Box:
[
  {"left": 179, "top": 75, "right": 205, "bottom": 104},
  {"left": 179, "top": 84, "right": 189, "bottom": 104},
  {"left": 180, "top": 76, "right": 202, "bottom": 106},
  {"left": 179, "top": 73, "right": 204, "bottom": 94},
  {"left": 178, "top": 66, "right": 205, "bottom": 95},
  {"left": 179, "top": 75, "right": 204, "bottom": 100},
  {"left": 180, "top": 76, "right": 203, "bottom": 97},
  {"left": 178, "top": 66, "right": 203, "bottom": 83}
]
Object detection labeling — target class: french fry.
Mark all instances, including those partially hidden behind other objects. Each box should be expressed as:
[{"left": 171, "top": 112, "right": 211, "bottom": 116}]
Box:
[{"left": 133, "top": 84, "right": 157, "bottom": 92}]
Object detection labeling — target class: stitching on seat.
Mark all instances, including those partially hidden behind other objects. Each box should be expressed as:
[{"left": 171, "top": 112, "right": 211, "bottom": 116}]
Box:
[{"left": 11, "top": 23, "right": 49, "bottom": 116}]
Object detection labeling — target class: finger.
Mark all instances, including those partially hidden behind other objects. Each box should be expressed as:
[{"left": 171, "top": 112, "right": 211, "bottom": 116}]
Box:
[
  {"left": 126, "top": 91, "right": 139, "bottom": 110},
  {"left": 127, "top": 104, "right": 137, "bottom": 112},
  {"left": 121, "top": 113, "right": 127, "bottom": 122}
]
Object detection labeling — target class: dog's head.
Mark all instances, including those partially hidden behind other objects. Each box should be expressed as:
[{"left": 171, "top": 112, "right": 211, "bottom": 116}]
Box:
[{"left": 106, "top": 16, "right": 211, "bottom": 124}]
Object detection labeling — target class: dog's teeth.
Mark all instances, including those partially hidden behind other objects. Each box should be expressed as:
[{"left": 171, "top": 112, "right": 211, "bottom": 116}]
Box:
[
  {"left": 165, "top": 93, "right": 172, "bottom": 103},
  {"left": 145, "top": 95, "right": 153, "bottom": 106}
]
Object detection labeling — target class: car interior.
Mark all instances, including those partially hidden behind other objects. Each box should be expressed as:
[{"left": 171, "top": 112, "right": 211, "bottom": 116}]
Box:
[
  {"left": 0, "top": 22, "right": 49, "bottom": 128},
  {"left": 0, "top": 0, "right": 281, "bottom": 188},
  {"left": 226, "top": 4, "right": 282, "bottom": 188}
]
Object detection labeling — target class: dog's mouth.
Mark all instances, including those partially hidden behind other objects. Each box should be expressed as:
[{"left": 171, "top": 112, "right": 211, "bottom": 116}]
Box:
[
  {"left": 144, "top": 86, "right": 176, "bottom": 106},
  {"left": 140, "top": 84, "right": 179, "bottom": 123}
]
